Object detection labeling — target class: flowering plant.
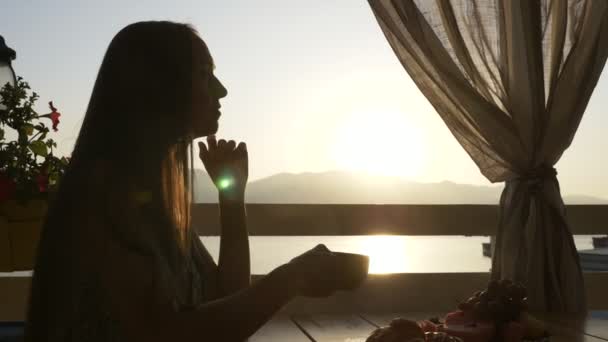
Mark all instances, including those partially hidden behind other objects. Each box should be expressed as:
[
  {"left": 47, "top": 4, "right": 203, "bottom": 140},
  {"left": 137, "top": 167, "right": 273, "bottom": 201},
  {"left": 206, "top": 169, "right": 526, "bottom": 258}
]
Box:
[{"left": 0, "top": 77, "right": 69, "bottom": 203}]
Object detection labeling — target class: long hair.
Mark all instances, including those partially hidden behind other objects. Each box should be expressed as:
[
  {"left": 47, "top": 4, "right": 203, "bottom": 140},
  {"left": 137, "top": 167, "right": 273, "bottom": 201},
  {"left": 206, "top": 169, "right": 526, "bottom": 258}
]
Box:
[{"left": 25, "top": 21, "right": 202, "bottom": 340}]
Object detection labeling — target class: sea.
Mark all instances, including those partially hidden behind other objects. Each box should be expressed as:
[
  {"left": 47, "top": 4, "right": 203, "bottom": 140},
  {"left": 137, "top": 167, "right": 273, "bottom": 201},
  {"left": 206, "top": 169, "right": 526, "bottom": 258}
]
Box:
[
  {"left": 199, "top": 235, "right": 600, "bottom": 274},
  {"left": 1, "top": 235, "right": 600, "bottom": 276}
]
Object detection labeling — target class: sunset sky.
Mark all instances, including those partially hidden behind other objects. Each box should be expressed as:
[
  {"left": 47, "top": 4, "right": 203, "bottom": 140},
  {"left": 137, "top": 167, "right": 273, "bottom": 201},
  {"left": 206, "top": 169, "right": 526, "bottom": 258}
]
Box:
[{"left": 2, "top": 0, "right": 608, "bottom": 198}]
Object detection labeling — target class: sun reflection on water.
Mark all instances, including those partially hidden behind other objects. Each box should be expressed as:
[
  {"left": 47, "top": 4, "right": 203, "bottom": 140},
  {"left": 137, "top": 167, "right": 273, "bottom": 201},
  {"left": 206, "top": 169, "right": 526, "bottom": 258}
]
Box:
[{"left": 356, "top": 235, "right": 410, "bottom": 274}]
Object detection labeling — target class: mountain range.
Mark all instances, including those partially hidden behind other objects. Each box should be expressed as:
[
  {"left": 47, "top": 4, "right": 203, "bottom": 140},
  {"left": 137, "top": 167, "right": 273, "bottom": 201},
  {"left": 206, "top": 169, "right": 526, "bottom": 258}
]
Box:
[{"left": 192, "top": 170, "right": 607, "bottom": 204}]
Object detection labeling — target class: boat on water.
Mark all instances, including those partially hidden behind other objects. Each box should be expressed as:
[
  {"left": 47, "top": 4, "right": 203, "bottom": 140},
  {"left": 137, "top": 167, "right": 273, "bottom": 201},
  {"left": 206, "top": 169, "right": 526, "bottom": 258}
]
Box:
[
  {"left": 592, "top": 236, "right": 608, "bottom": 248},
  {"left": 482, "top": 242, "right": 492, "bottom": 257}
]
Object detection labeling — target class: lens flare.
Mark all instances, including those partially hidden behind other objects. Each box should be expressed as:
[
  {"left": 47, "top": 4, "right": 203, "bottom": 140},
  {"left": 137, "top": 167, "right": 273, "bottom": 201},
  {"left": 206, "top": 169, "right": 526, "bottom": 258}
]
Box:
[{"left": 217, "top": 178, "right": 233, "bottom": 190}]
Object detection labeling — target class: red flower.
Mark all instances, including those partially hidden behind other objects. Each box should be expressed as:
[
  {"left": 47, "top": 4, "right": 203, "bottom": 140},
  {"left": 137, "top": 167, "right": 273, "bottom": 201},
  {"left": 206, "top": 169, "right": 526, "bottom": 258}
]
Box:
[
  {"left": 48, "top": 101, "right": 61, "bottom": 131},
  {"left": 36, "top": 164, "right": 50, "bottom": 193},
  {"left": 40, "top": 101, "right": 61, "bottom": 131},
  {"left": 36, "top": 173, "right": 49, "bottom": 193},
  {"left": 0, "top": 173, "right": 16, "bottom": 202}
]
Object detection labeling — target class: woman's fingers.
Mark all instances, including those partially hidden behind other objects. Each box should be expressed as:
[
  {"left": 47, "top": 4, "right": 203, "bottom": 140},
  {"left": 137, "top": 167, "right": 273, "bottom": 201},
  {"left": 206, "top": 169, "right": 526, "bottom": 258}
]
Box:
[
  {"left": 226, "top": 140, "right": 237, "bottom": 151},
  {"left": 198, "top": 141, "right": 209, "bottom": 161},
  {"left": 203, "top": 137, "right": 246, "bottom": 159},
  {"left": 236, "top": 142, "right": 247, "bottom": 157},
  {"left": 217, "top": 139, "right": 227, "bottom": 150},
  {"left": 206, "top": 135, "right": 218, "bottom": 150}
]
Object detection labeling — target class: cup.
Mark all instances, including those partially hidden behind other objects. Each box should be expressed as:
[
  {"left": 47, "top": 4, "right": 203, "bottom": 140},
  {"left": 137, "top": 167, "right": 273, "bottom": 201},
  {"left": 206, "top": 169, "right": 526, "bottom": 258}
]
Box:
[{"left": 332, "top": 252, "right": 370, "bottom": 290}]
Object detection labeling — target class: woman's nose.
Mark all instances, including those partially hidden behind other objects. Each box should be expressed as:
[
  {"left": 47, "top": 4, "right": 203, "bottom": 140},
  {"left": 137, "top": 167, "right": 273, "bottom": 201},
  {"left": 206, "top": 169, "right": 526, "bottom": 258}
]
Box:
[{"left": 213, "top": 75, "right": 228, "bottom": 99}]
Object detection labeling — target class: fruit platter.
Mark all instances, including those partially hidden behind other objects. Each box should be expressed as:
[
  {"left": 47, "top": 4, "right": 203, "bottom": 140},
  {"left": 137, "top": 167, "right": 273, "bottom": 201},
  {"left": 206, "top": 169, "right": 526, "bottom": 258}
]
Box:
[{"left": 366, "top": 280, "right": 549, "bottom": 342}]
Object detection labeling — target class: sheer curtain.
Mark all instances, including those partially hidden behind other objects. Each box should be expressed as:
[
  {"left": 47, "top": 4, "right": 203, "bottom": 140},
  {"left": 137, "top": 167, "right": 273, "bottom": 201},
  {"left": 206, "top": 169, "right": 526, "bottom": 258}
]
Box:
[{"left": 368, "top": 0, "right": 608, "bottom": 312}]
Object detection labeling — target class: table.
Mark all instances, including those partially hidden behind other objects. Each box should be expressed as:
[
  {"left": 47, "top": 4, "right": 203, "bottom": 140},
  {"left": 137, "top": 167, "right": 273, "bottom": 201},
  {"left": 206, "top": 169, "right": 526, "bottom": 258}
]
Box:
[
  {"left": 0, "top": 312, "right": 605, "bottom": 341},
  {"left": 249, "top": 312, "right": 608, "bottom": 342}
]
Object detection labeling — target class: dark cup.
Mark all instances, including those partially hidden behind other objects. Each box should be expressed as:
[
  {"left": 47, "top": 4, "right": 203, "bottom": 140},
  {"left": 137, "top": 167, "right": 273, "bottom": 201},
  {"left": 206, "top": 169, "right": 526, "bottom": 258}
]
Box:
[{"left": 332, "top": 252, "right": 370, "bottom": 290}]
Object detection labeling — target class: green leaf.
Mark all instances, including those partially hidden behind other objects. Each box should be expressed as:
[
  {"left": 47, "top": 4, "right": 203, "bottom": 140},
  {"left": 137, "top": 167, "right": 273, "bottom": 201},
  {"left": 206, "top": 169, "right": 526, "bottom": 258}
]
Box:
[
  {"left": 18, "top": 132, "right": 28, "bottom": 144},
  {"left": 29, "top": 140, "right": 48, "bottom": 157},
  {"left": 49, "top": 172, "right": 59, "bottom": 183},
  {"left": 23, "top": 124, "right": 34, "bottom": 136},
  {"left": 34, "top": 123, "right": 45, "bottom": 129},
  {"left": 0, "top": 128, "right": 4, "bottom": 140}
]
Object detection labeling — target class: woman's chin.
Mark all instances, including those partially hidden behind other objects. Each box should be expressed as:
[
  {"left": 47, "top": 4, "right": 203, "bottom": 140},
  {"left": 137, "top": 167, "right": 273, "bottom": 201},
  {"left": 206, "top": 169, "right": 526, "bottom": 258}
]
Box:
[
  {"left": 208, "top": 121, "right": 219, "bottom": 134},
  {"left": 193, "top": 122, "right": 219, "bottom": 139}
]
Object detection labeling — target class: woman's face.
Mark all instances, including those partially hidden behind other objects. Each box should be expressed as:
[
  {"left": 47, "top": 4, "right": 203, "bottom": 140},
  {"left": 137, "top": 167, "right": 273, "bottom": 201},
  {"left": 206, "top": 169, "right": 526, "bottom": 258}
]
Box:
[{"left": 190, "top": 40, "right": 227, "bottom": 138}]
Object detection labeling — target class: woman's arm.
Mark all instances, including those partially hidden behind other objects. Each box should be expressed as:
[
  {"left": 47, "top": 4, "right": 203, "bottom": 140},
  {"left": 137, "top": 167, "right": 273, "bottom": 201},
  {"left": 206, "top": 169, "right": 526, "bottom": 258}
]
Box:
[
  {"left": 77, "top": 161, "right": 288, "bottom": 341},
  {"left": 199, "top": 136, "right": 251, "bottom": 296},
  {"left": 217, "top": 195, "right": 250, "bottom": 295},
  {"left": 101, "top": 237, "right": 291, "bottom": 342},
  {"left": 97, "top": 228, "right": 339, "bottom": 342}
]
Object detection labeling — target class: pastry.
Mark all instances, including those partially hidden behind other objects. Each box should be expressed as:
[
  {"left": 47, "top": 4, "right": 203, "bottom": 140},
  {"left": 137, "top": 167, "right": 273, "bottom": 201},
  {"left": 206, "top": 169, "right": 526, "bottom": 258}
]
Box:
[
  {"left": 365, "top": 280, "right": 549, "bottom": 342},
  {"left": 366, "top": 318, "right": 425, "bottom": 342},
  {"left": 444, "top": 280, "right": 548, "bottom": 341}
]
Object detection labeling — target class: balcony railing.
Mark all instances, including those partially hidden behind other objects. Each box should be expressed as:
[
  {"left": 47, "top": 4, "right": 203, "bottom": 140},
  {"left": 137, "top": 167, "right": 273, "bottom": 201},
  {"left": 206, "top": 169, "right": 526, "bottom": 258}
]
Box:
[{"left": 1, "top": 204, "right": 607, "bottom": 320}]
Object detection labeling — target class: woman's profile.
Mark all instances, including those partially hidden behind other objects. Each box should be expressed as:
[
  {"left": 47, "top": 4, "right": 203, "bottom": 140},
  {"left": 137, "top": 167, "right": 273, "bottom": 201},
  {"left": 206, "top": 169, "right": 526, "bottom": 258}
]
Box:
[{"left": 24, "top": 21, "right": 352, "bottom": 341}]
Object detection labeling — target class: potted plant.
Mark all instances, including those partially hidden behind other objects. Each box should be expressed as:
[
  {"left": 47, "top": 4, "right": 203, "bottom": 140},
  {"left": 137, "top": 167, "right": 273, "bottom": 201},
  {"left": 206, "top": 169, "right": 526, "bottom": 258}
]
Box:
[{"left": 0, "top": 77, "right": 69, "bottom": 272}]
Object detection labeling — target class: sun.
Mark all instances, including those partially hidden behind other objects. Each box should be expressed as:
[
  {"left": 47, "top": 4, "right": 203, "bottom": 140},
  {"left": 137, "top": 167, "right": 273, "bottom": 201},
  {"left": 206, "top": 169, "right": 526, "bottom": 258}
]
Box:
[{"left": 331, "top": 110, "right": 425, "bottom": 178}]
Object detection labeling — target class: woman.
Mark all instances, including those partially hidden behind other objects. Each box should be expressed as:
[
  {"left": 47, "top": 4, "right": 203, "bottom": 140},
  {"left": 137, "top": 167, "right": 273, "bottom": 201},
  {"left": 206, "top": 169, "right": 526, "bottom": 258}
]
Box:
[{"left": 24, "top": 21, "right": 348, "bottom": 341}]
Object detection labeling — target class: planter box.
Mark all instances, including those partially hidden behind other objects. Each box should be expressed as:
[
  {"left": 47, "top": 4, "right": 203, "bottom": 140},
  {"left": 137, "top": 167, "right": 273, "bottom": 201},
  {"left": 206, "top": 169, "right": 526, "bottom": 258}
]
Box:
[
  {"left": 0, "top": 217, "right": 11, "bottom": 272},
  {"left": 0, "top": 200, "right": 47, "bottom": 222},
  {"left": 0, "top": 201, "right": 47, "bottom": 272}
]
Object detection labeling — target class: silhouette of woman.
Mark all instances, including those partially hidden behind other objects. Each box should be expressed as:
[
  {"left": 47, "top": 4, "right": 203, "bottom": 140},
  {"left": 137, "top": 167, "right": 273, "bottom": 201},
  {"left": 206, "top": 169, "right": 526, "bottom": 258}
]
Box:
[{"left": 24, "top": 21, "right": 346, "bottom": 341}]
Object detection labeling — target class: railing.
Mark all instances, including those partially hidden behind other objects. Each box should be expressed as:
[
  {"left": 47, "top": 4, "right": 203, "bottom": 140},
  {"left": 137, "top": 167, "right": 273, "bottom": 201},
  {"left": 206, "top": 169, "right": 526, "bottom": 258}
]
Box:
[
  {"left": 192, "top": 204, "right": 608, "bottom": 313},
  {"left": 1, "top": 204, "right": 607, "bottom": 320},
  {"left": 192, "top": 204, "right": 608, "bottom": 236}
]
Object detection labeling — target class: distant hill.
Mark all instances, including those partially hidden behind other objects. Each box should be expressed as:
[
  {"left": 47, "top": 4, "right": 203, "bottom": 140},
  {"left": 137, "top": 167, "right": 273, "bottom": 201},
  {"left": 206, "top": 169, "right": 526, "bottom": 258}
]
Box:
[{"left": 192, "top": 169, "right": 608, "bottom": 204}]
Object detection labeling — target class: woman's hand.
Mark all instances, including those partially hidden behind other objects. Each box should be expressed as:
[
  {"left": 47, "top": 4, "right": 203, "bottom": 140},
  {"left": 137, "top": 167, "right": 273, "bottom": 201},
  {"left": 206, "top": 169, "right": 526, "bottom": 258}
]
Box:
[
  {"left": 285, "top": 244, "right": 340, "bottom": 298},
  {"left": 199, "top": 135, "right": 248, "bottom": 201}
]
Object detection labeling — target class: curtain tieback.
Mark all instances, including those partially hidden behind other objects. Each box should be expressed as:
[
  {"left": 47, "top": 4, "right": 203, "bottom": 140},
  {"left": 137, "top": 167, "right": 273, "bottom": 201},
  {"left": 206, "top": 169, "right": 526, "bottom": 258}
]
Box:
[{"left": 517, "top": 165, "right": 557, "bottom": 193}]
